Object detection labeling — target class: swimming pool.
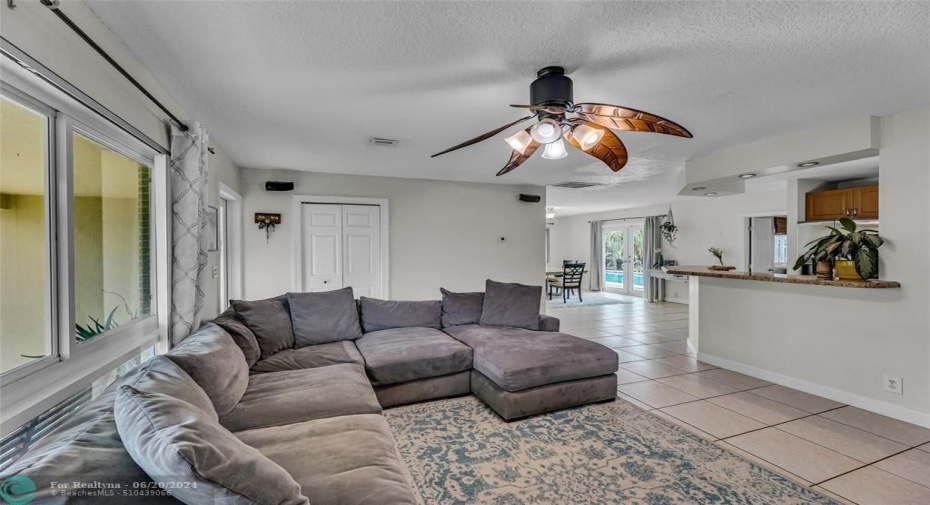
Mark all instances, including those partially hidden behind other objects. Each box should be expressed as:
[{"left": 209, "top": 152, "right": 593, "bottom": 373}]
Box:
[{"left": 605, "top": 270, "right": 645, "bottom": 287}]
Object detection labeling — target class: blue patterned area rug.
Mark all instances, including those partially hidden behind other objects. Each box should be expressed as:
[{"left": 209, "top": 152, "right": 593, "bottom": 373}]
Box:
[{"left": 384, "top": 396, "right": 837, "bottom": 505}]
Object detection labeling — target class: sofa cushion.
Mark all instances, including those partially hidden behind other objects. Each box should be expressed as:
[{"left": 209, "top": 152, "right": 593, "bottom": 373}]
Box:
[
  {"left": 166, "top": 323, "right": 248, "bottom": 417},
  {"left": 479, "top": 279, "right": 541, "bottom": 330},
  {"left": 356, "top": 327, "right": 473, "bottom": 386},
  {"left": 115, "top": 386, "right": 309, "bottom": 505},
  {"left": 213, "top": 308, "right": 261, "bottom": 367},
  {"left": 132, "top": 356, "right": 217, "bottom": 420},
  {"left": 440, "top": 288, "right": 485, "bottom": 327},
  {"left": 0, "top": 363, "right": 175, "bottom": 504},
  {"left": 250, "top": 340, "right": 365, "bottom": 374},
  {"left": 287, "top": 288, "right": 363, "bottom": 347},
  {"left": 236, "top": 414, "right": 417, "bottom": 505},
  {"left": 220, "top": 364, "right": 381, "bottom": 432},
  {"left": 444, "top": 324, "right": 618, "bottom": 392},
  {"left": 359, "top": 296, "right": 441, "bottom": 332},
  {"left": 231, "top": 295, "right": 294, "bottom": 359}
]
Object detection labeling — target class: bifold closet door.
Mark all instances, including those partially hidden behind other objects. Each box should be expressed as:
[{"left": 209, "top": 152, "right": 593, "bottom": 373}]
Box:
[{"left": 301, "top": 203, "right": 382, "bottom": 297}]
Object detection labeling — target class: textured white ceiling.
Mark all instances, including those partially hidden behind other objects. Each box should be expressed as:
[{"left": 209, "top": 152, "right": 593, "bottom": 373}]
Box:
[{"left": 84, "top": 0, "right": 929, "bottom": 214}]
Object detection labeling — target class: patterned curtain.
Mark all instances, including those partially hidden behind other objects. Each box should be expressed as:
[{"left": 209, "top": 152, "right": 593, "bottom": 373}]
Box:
[
  {"left": 589, "top": 221, "right": 603, "bottom": 291},
  {"left": 643, "top": 216, "right": 664, "bottom": 302},
  {"left": 169, "top": 123, "right": 209, "bottom": 344}
]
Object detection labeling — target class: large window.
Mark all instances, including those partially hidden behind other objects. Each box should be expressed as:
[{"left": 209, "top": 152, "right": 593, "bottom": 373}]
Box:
[
  {"left": 0, "top": 70, "right": 166, "bottom": 435},
  {"left": 0, "top": 94, "right": 52, "bottom": 374}
]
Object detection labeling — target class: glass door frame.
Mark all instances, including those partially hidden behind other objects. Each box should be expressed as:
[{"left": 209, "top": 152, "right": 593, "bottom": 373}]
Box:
[{"left": 602, "top": 221, "right": 645, "bottom": 296}]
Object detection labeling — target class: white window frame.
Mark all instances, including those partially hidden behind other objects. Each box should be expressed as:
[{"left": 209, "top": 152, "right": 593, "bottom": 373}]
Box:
[
  {"left": 0, "top": 61, "right": 170, "bottom": 437},
  {"left": 217, "top": 182, "right": 243, "bottom": 309}
]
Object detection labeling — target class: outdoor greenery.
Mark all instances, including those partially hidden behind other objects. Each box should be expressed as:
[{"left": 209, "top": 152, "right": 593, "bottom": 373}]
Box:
[
  {"left": 605, "top": 229, "right": 644, "bottom": 270},
  {"left": 75, "top": 306, "right": 120, "bottom": 342},
  {"left": 793, "top": 218, "right": 884, "bottom": 279}
]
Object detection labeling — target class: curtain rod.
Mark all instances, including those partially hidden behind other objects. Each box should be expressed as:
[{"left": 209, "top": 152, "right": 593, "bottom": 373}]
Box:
[
  {"left": 589, "top": 214, "right": 666, "bottom": 223},
  {"left": 39, "top": 0, "right": 189, "bottom": 132}
]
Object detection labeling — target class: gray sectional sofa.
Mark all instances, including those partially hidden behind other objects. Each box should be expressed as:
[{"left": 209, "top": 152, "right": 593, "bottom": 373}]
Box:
[{"left": 2, "top": 280, "right": 618, "bottom": 504}]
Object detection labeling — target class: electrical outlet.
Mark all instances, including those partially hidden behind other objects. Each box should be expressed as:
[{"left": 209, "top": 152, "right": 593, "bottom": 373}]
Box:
[{"left": 883, "top": 375, "right": 903, "bottom": 395}]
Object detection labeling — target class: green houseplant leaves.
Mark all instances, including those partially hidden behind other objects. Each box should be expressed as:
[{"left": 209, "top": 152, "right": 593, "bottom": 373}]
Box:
[{"left": 794, "top": 218, "right": 884, "bottom": 279}]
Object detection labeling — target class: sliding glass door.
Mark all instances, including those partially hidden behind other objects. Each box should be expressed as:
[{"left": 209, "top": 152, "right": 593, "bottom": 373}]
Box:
[{"left": 602, "top": 224, "right": 644, "bottom": 295}]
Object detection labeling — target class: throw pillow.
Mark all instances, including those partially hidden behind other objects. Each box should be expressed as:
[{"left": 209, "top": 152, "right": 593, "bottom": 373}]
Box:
[
  {"left": 287, "top": 288, "right": 363, "bottom": 347},
  {"left": 439, "top": 288, "right": 485, "bottom": 327},
  {"left": 165, "top": 323, "right": 249, "bottom": 417},
  {"left": 231, "top": 295, "right": 294, "bottom": 359},
  {"left": 115, "top": 386, "right": 309, "bottom": 505},
  {"left": 479, "top": 279, "right": 542, "bottom": 330},
  {"left": 359, "top": 297, "right": 442, "bottom": 332},
  {"left": 212, "top": 308, "right": 261, "bottom": 367}
]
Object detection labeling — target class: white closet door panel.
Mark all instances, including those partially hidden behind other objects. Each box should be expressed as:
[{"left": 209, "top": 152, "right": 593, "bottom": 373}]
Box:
[
  {"left": 342, "top": 205, "right": 382, "bottom": 298},
  {"left": 302, "top": 204, "right": 344, "bottom": 292}
]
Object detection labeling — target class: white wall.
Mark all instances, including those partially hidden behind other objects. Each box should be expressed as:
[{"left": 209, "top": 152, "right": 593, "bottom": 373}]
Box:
[
  {"left": 241, "top": 169, "right": 546, "bottom": 301},
  {"left": 549, "top": 190, "right": 787, "bottom": 301},
  {"left": 692, "top": 105, "right": 930, "bottom": 425},
  {"left": 2, "top": 1, "right": 243, "bottom": 321}
]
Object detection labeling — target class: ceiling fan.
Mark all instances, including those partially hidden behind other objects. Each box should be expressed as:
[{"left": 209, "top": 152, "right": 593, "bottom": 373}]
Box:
[{"left": 431, "top": 66, "right": 692, "bottom": 176}]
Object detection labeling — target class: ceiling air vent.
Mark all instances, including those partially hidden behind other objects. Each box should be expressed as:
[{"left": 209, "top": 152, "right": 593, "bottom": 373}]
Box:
[
  {"left": 369, "top": 137, "right": 399, "bottom": 147},
  {"left": 551, "top": 181, "right": 602, "bottom": 189}
]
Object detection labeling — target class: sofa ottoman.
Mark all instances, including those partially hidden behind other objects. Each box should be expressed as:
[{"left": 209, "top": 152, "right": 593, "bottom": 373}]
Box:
[
  {"left": 356, "top": 326, "right": 473, "bottom": 407},
  {"left": 444, "top": 324, "right": 618, "bottom": 420}
]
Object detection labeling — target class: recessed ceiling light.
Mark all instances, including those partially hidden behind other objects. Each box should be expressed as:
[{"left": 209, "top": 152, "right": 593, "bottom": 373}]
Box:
[
  {"left": 692, "top": 186, "right": 707, "bottom": 191},
  {"left": 704, "top": 192, "right": 718, "bottom": 196},
  {"left": 798, "top": 161, "right": 820, "bottom": 168},
  {"left": 739, "top": 173, "right": 756, "bottom": 179}
]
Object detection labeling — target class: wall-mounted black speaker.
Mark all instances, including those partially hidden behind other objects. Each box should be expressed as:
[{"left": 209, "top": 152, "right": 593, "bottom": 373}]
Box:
[
  {"left": 518, "top": 194, "right": 542, "bottom": 203},
  {"left": 265, "top": 181, "right": 294, "bottom": 192}
]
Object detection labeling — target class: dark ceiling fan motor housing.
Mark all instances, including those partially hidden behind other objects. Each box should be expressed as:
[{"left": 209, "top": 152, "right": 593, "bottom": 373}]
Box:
[{"left": 530, "top": 66, "right": 573, "bottom": 114}]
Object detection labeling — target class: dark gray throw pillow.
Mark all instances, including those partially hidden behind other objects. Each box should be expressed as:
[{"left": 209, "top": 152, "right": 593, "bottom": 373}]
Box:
[
  {"left": 440, "top": 288, "right": 485, "bottom": 327},
  {"left": 287, "top": 288, "right": 363, "bottom": 347},
  {"left": 165, "top": 324, "right": 249, "bottom": 417},
  {"left": 212, "top": 308, "right": 261, "bottom": 367},
  {"left": 231, "top": 295, "right": 294, "bottom": 359},
  {"left": 479, "top": 279, "right": 542, "bottom": 330},
  {"left": 359, "top": 297, "right": 442, "bottom": 332},
  {"left": 115, "top": 386, "right": 309, "bottom": 505}
]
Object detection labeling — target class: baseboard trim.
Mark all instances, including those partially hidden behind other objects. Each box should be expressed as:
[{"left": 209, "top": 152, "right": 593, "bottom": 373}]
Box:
[{"left": 697, "top": 352, "right": 930, "bottom": 429}]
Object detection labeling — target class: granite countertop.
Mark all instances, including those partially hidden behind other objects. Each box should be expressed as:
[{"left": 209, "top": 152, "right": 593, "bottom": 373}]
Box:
[{"left": 664, "top": 266, "right": 901, "bottom": 289}]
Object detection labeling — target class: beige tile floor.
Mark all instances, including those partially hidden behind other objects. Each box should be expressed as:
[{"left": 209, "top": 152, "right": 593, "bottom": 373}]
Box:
[{"left": 549, "top": 294, "right": 930, "bottom": 505}]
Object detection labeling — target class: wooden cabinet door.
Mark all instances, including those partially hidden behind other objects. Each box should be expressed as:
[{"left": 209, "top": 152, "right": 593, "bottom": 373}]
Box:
[
  {"left": 855, "top": 185, "right": 879, "bottom": 219},
  {"left": 806, "top": 189, "right": 851, "bottom": 221}
]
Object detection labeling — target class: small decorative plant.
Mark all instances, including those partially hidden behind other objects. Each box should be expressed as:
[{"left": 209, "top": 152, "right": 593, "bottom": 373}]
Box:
[
  {"left": 708, "top": 247, "right": 724, "bottom": 266},
  {"left": 794, "top": 218, "right": 884, "bottom": 280},
  {"left": 660, "top": 208, "right": 678, "bottom": 246}
]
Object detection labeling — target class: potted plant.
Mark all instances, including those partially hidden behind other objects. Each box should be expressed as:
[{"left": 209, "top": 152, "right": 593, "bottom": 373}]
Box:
[
  {"left": 707, "top": 247, "right": 735, "bottom": 270},
  {"left": 660, "top": 208, "right": 678, "bottom": 247},
  {"left": 793, "top": 218, "right": 884, "bottom": 280}
]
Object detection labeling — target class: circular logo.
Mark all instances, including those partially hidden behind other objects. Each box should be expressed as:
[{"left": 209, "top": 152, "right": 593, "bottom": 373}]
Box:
[{"left": 0, "top": 476, "right": 37, "bottom": 505}]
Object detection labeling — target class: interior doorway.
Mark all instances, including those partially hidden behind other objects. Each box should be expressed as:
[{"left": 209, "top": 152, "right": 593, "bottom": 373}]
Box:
[
  {"left": 217, "top": 183, "right": 243, "bottom": 311},
  {"left": 602, "top": 223, "right": 645, "bottom": 295},
  {"left": 744, "top": 214, "right": 789, "bottom": 273}
]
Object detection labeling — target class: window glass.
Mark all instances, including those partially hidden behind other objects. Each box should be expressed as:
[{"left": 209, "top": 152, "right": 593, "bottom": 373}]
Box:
[
  {"left": 774, "top": 234, "right": 789, "bottom": 265},
  {"left": 72, "top": 132, "right": 151, "bottom": 343},
  {"left": 0, "top": 95, "right": 51, "bottom": 374}
]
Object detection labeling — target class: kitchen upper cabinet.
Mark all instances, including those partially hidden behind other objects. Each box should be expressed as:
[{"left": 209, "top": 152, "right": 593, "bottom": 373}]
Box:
[{"left": 805, "top": 185, "right": 878, "bottom": 221}]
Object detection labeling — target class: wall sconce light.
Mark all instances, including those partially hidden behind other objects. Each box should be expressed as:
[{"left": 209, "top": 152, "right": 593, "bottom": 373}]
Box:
[{"left": 255, "top": 213, "right": 281, "bottom": 243}]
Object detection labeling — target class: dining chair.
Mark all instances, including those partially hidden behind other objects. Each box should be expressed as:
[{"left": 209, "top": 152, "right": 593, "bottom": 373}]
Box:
[{"left": 548, "top": 262, "right": 586, "bottom": 302}]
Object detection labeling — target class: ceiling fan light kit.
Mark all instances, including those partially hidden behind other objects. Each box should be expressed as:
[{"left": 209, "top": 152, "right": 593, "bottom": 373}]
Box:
[
  {"left": 431, "top": 66, "right": 693, "bottom": 176},
  {"left": 542, "top": 139, "right": 568, "bottom": 160}
]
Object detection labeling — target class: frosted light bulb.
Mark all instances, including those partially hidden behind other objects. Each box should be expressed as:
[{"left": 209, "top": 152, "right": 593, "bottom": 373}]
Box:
[
  {"left": 542, "top": 139, "right": 568, "bottom": 160},
  {"left": 530, "top": 118, "right": 562, "bottom": 144}
]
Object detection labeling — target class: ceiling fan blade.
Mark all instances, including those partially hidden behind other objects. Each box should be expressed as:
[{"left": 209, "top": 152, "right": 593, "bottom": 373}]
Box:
[
  {"left": 564, "top": 120, "right": 629, "bottom": 172},
  {"left": 573, "top": 103, "right": 693, "bottom": 139},
  {"left": 431, "top": 115, "right": 534, "bottom": 158},
  {"left": 510, "top": 104, "right": 568, "bottom": 114},
  {"left": 496, "top": 132, "right": 540, "bottom": 176}
]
